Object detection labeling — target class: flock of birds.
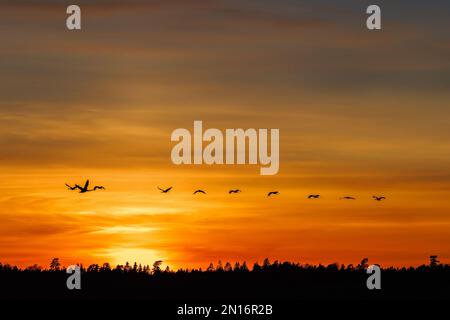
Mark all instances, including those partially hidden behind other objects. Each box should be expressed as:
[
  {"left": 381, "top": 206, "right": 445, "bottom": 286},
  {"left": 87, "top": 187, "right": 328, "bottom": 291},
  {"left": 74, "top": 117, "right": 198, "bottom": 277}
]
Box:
[{"left": 66, "top": 179, "right": 387, "bottom": 201}]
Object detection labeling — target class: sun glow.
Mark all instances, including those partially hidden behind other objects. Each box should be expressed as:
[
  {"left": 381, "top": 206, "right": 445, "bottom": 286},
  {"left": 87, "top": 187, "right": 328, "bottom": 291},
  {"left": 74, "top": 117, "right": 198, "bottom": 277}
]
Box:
[{"left": 100, "top": 248, "right": 165, "bottom": 268}]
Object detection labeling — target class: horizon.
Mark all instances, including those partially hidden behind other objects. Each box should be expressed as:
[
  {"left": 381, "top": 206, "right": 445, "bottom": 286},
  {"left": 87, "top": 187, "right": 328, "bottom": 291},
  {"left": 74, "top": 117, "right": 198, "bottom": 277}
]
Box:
[{"left": 0, "top": 255, "right": 443, "bottom": 271}]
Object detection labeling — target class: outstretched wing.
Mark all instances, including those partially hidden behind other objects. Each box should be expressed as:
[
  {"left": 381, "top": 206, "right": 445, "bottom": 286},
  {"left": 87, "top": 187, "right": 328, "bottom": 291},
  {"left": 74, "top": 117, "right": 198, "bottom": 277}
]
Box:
[
  {"left": 69, "top": 184, "right": 83, "bottom": 191},
  {"left": 84, "top": 179, "right": 90, "bottom": 190},
  {"left": 165, "top": 186, "right": 173, "bottom": 192},
  {"left": 65, "top": 183, "right": 77, "bottom": 190},
  {"left": 65, "top": 183, "right": 83, "bottom": 191}
]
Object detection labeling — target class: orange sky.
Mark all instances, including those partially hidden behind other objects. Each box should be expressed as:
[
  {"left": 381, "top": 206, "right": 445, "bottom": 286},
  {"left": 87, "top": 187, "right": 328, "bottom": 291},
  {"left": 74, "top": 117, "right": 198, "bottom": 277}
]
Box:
[{"left": 0, "top": 1, "right": 450, "bottom": 269}]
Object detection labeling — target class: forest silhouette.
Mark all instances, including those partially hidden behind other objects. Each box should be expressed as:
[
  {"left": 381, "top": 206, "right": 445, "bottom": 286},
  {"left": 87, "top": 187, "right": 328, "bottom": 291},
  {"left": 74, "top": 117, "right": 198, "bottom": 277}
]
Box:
[{"left": 1, "top": 256, "right": 449, "bottom": 300}]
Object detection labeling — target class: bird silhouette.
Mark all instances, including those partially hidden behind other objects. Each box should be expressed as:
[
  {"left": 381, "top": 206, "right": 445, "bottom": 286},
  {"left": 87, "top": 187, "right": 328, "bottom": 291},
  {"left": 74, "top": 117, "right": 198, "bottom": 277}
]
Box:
[
  {"left": 228, "top": 189, "right": 241, "bottom": 194},
  {"left": 267, "top": 191, "right": 279, "bottom": 197},
  {"left": 158, "top": 186, "right": 172, "bottom": 193},
  {"left": 308, "top": 194, "right": 320, "bottom": 199},
  {"left": 65, "top": 180, "right": 105, "bottom": 193},
  {"left": 193, "top": 189, "right": 206, "bottom": 195},
  {"left": 341, "top": 196, "right": 356, "bottom": 200},
  {"left": 373, "top": 196, "right": 386, "bottom": 201}
]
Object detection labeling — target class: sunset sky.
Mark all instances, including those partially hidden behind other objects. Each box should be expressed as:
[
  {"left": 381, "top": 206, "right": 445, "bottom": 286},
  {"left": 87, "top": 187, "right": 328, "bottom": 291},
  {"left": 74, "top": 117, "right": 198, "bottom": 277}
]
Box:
[{"left": 1, "top": 0, "right": 450, "bottom": 269}]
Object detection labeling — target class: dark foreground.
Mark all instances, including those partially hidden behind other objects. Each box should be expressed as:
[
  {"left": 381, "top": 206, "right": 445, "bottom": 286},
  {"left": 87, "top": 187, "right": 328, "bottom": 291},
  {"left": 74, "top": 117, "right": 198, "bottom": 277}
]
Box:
[
  {"left": 1, "top": 260, "right": 449, "bottom": 318},
  {"left": 1, "top": 260, "right": 449, "bottom": 300}
]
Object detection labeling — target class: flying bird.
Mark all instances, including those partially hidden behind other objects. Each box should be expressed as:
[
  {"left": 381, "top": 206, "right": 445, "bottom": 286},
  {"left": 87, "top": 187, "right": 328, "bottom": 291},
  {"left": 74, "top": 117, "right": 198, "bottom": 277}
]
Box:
[
  {"left": 373, "top": 196, "right": 386, "bottom": 201},
  {"left": 267, "top": 191, "right": 279, "bottom": 197},
  {"left": 308, "top": 194, "right": 320, "bottom": 199},
  {"left": 228, "top": 189, "right": 241, "bottom": 194},
  {"left": 341, "top": 196, "right": 356, "bottom": 200},
  {"left": 65, "top": 179, "right": 105, "bottom": 193},
  {"left": 158, "top": 186, "right": 172, "bottom": 193},
  {"left": 193, "top": 189, "right": 206, "bottom": 195}
]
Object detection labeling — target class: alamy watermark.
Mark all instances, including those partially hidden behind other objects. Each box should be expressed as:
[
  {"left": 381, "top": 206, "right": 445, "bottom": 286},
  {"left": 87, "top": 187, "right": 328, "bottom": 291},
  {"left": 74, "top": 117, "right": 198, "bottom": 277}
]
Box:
[
  {"left": 366, "top": 5, "right": 381, "bottom": 30},
  {"left": 171, "top": 121, "right": 279, "bottom": 175},
  {"left": 66, "top": 4, "right": 381, "bottom": 31},
  {"left": 66, "top": 5, "right": 81, "bottom": 30},
  {"left": 66, "top": 265, "right": 81, "bottom": 290},
  {"left": 366, "top": 264, "right": 381, "bottom": 290}
]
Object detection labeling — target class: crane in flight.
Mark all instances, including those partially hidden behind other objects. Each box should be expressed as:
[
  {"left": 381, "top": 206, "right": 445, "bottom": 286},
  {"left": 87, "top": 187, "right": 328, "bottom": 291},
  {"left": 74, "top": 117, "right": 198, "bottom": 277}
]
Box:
[
  {"left": 65, "top": 180, "right": 105, "bottom": 193},
  {"left": 158, "top": 186, "right": 173, "bottom": 193},
  {"left": 228, "top": 189, "right": 241, "bottom": 194},
  {"left": 267, "top": 191, "right": 279, "bottom": 197},
  {"left": 308, "top": 194, "right": 320, "bottom": 199},
  {"left": 193, "top": 189, "right": 206, "bottom": 195},
  {"left": 340, "top": 196, "right": 356, "bottom": 200},
  {"left": 372, "top": 196, "right": 386, "bottom": 201}
]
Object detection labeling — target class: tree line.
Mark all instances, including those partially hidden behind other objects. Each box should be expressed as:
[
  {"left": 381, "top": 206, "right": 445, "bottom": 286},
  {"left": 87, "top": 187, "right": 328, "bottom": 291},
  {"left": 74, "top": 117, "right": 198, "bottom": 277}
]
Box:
[{"left": 0, "top": 256, "right": 446, "bottom": 274}]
